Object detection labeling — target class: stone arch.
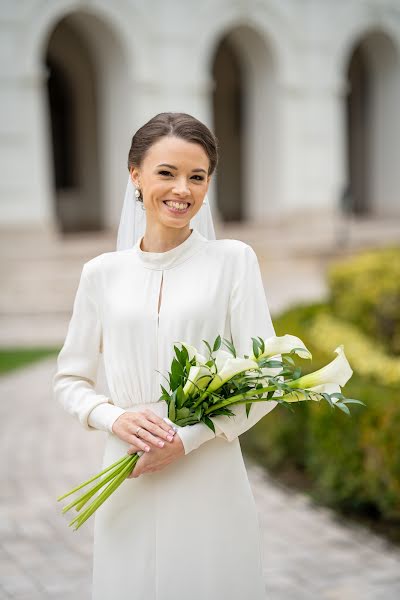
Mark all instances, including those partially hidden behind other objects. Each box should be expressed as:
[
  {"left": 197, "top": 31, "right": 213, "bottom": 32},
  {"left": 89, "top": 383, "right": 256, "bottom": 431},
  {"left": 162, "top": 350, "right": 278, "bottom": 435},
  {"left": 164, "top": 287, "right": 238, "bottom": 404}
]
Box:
[
  {"left": 25, "top": 4, "right": 139, "bottom": 232},
  {"left": 344, "top": 28, "right": 400, "bottom": 217},
  {"left": 210, "top": 23, "right": 279, "bottom": 222}
]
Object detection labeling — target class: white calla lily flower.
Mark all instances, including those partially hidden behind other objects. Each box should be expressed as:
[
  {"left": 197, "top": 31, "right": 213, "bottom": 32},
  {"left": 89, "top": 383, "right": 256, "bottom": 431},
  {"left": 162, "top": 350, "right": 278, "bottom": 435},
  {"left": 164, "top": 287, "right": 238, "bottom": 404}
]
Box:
[
  {"left": 288, "top": 345, "right": 353, "bottom": 390},
  {"left": 251, "top": 334, "right": 312, "bottom": 361},
  {"left": 207, "top": 356, "right": 259, "bottom": 393},
  {"left": 175, "top": 341, "right": 208, "bottom": 364},
  {"left": 183, "top": 364, "right": 213, "bottom": 396},
  {"left": 213, "top": 349, "right": 234, "bottom": 372}
]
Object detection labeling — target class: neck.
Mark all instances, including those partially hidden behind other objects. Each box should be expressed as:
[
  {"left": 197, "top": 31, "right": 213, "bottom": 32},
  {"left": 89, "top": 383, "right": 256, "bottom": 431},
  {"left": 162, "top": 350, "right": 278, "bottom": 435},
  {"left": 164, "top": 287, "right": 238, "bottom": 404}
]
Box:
[{"left": 140, "top": 225, "right": 193, "bottom": 253}]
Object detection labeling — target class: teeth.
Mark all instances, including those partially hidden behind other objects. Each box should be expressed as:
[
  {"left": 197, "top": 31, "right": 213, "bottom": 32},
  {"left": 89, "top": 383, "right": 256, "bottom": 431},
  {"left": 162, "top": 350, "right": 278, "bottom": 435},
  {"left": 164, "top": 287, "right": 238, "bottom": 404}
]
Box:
[{"left": 165, "top": 201, "right": 189, "bottom": 210}]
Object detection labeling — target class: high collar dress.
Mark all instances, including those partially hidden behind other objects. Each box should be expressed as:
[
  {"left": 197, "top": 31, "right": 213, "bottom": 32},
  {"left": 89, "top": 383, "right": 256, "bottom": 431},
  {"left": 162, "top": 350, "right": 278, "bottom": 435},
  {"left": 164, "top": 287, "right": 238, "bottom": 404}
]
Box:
[{"left": 53, "top": 228, "right": 279, "bottom": 600}]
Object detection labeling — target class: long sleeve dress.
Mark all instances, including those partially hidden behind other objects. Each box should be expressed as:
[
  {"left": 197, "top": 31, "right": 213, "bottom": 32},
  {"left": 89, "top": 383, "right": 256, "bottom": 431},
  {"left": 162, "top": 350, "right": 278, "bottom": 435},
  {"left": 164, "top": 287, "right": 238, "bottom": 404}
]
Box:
[{"left": 53, "top": 227, "right": 279, "bottom": 600}]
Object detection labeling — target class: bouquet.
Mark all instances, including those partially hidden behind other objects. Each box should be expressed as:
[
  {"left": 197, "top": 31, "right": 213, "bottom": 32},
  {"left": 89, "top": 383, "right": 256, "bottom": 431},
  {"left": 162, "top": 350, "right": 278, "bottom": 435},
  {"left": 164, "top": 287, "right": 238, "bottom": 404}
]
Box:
[{"left": 57, "top": 333, "right": 363, "bottom": 530}]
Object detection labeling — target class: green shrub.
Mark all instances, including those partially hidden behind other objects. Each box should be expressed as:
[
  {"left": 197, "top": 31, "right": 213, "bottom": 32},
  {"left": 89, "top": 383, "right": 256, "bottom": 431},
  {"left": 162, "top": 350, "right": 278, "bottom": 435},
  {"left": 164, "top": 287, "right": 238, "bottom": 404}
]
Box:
[
  {"left": 328, "top": 245, "right": 400, "bottom": 355},
  {"left": 308, "top": 312, "right": 400, "bottom": 387},
  {"left": 241, "top": 301, "right": 400, "bottom": 522}
]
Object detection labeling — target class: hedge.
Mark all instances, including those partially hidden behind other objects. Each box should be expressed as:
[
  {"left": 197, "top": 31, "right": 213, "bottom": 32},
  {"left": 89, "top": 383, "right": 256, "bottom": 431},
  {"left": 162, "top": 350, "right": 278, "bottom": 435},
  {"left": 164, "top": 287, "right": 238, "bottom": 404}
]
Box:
[
  {"left": 240, "top": 302, "right": 400, "bottom": 521},
  {"left": 327, "top": 245, "right": 400, "bottom": 355}
]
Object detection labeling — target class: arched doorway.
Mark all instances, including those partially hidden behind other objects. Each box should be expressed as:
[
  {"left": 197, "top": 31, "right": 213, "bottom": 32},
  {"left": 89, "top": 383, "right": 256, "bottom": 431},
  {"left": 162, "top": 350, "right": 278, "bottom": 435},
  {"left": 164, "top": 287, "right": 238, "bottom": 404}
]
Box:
[
  {"left": 44, "top": 17, "right": 101, "bottom": 232},
  {"left": 212, "top": 37, "right": 243, "bottom": 222},
  {"left": 345, "top": 31, "right": 400, "bottom": 217},
  {"left": 42, "top": 11, "right": 130, "bottom": 233},
  {"left": 211, "top": 25, "right": 278, "bottom": 223}
]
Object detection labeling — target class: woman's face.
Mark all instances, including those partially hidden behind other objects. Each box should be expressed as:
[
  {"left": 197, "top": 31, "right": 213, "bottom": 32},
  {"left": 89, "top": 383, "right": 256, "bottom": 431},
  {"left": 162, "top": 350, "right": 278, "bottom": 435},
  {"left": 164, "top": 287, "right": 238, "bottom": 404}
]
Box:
[{"left": 130, "top": 135, "right": 211, "bottom": 231}]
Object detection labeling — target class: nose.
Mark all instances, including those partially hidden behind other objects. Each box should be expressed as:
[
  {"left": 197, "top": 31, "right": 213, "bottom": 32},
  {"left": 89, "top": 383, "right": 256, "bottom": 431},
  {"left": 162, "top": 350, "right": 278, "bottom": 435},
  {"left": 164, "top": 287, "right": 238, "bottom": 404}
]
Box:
[{"left": 171, "top": 178, "right": 190, "bottom": 198}]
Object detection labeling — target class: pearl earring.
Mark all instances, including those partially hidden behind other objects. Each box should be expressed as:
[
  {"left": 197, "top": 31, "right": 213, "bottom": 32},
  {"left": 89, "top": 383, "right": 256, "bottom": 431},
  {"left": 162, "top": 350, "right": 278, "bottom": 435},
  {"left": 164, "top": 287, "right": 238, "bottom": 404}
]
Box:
[{"left": 134, "top": 188, "right": 141, "bottom": 199}]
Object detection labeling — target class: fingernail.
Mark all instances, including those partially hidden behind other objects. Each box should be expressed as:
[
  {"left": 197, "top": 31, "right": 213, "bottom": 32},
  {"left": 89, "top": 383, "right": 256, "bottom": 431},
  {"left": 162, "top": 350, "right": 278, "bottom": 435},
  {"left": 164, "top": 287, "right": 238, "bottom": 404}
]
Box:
[
  {"left": 169, "top": 429, "right": 175, "bottom": 435},
  {"left": 159, "top": 441, "right": 164, "bottom": 447},
  {"left": 145, "top": 446, "right": 150, "bottom": 452},
  {"left": 167, "top": 435, "right": 173, "bottom": 441}
]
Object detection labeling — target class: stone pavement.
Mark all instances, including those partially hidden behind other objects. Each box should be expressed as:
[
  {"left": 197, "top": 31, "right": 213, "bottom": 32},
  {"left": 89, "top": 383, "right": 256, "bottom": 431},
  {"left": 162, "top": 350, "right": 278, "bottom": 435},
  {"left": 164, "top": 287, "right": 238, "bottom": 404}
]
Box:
[{"left": 1, "top": 357, "right": 400, "bottom": 599}]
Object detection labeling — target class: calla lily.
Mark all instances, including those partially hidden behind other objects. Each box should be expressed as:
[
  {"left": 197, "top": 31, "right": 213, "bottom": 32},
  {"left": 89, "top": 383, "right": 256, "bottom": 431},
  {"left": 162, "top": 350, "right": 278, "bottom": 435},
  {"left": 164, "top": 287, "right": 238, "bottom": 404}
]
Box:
[
  {"left": 183, "top": 364, "right": 213, "bottom": 396},
  {"left": 250, "top": 334, "right": 312, "bottom": 361},
  {"left": 213, "top": 349, "right": 234, "bottom": 372},
  {"left": 280, "top": 383, "right": 341, "bottom": 403},
  {"left": 288, "top": 345, "right": 352, "bottom": 390},
  {"left": 175, "top": 341, "right": 208, "bottom": 364},
  {"left": 207, "top": 356, "right": 259, "bottom": 393}
]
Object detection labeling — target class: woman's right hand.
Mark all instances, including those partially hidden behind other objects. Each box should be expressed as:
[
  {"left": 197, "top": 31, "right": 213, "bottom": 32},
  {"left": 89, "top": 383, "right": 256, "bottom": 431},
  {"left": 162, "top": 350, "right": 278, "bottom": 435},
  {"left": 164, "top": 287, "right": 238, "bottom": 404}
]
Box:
[{"left": 111, "top": 409, "right": 176, "bottom": 455}]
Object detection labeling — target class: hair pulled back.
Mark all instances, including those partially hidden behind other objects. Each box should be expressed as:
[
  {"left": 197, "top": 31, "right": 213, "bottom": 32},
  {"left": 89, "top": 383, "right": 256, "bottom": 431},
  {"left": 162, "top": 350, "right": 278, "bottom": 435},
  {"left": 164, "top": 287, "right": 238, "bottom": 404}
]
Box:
[{"left": 127, "top": 112, "right": 219, "bottom": 182}]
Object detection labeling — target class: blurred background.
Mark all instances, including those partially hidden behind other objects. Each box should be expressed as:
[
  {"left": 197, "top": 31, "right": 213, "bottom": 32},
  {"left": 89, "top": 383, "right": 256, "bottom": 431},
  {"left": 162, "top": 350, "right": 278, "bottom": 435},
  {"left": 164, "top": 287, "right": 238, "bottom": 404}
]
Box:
[{"left": 1, "top": 1, "right": 400, "bottom": 598}]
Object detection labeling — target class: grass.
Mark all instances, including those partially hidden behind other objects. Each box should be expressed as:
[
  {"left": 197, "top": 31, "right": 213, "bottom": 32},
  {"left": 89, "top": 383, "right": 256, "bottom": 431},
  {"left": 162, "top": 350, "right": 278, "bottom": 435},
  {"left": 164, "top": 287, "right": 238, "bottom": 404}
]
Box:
[{"left": 0, "top": 347, "right": 60, "bottom": 375}]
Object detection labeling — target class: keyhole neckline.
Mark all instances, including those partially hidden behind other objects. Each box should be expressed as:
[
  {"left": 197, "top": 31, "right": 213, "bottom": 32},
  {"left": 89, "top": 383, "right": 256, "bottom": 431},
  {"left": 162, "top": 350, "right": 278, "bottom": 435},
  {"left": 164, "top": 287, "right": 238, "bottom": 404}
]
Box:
[{"left": 133, "top": 227, "right": 208, "bottom": 270}]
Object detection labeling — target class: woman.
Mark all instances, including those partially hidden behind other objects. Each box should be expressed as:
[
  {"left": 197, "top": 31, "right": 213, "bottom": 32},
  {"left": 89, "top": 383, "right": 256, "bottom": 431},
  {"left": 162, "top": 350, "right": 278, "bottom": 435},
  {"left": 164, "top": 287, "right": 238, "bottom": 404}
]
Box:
[{"left": 53, "top": 112, "right": 278, "bottom": 599}]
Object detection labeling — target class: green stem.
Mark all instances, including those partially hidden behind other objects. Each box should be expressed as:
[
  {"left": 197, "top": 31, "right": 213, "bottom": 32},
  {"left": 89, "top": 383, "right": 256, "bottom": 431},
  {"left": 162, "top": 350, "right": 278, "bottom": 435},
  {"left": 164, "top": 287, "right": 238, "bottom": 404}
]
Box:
[
  {"left": 62, "top": 455, "right": 134, "bottom": 514},
  {"left": 57, "top": 454, "right": 128, "bottom": 501},
  {"left": 70, "top": 456, "right": 138, "bottom": 530},
  {"left": 205, "top": 386, "right": 276, "bottom": 414}
]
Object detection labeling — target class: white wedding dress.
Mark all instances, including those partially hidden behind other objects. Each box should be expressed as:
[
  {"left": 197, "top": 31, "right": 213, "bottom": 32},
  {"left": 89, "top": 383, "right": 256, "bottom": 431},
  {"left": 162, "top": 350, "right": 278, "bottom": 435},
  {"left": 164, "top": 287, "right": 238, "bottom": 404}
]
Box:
[{"left": 53, "top": 228, "right": 278, "bottom": 599}]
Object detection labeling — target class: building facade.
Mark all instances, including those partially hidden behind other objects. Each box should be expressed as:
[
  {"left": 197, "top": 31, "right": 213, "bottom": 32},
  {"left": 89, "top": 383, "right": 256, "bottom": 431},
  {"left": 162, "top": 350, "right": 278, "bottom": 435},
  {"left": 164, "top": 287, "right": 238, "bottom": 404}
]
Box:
[{"left": 1, "top": 0, "right": 400, "bottom": 234}]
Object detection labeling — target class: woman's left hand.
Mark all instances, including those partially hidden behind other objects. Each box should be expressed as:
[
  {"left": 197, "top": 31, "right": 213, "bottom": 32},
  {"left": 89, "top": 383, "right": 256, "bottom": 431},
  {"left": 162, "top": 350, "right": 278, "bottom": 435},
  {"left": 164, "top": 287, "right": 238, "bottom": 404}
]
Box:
[{"left": 127, "top": 432, "right": 185, "bottom": 478}]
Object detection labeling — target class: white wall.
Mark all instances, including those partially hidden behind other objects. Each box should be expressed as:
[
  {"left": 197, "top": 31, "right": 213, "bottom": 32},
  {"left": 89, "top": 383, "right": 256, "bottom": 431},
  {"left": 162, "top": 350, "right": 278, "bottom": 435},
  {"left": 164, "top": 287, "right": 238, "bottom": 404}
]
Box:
[{"left": 0, "top": 0, "right": 400, "bottom": 231}]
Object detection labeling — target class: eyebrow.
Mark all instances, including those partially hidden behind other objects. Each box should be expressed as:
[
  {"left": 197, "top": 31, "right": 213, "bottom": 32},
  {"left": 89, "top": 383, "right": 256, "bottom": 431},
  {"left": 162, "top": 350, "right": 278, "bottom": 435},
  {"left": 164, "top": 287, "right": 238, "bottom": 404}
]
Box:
[{"left": 156, "top": 163, "right": 207, "bottom": 174}]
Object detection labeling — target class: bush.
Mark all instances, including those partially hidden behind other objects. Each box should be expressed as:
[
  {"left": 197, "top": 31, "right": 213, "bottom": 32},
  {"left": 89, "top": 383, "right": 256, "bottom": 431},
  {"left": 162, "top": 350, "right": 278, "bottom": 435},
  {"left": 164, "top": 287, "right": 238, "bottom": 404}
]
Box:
[
  {"left": 328, "top": 245, "right": 400, "bottom": 355},
  {"left": 241, "top": 302, "right": 400, "bottom": 522},
  {"left": 308, "top": 312, "right": 400, "bottom": 387}
]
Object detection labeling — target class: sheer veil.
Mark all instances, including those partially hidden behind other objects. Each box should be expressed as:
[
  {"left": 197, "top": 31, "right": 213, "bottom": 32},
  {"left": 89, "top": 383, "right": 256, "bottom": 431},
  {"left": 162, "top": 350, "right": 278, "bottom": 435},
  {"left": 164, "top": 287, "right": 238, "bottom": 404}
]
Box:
[{"left": 116, "top": 176, "right": 216, "bottom": 251}]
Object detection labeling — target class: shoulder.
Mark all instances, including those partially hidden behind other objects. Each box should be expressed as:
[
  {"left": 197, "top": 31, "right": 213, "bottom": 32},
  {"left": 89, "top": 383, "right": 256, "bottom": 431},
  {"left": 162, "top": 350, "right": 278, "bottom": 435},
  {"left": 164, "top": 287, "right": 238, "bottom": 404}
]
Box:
[
  {"left": 81, "top": 249, "right": 129, "bottom": 284},
  {"left": 205, "top": 238, "right": 257, "bottom": 262}
]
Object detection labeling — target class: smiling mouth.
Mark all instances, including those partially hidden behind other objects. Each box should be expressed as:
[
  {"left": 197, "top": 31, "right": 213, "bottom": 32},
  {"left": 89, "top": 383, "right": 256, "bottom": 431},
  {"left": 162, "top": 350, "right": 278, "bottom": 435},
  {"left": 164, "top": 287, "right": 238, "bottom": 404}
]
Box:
[
  {"left": 162, "top": 200, "right": 191, "bottom": 212},
  {"left": 163, "top": 200, "right": 191, "bottom": 205}
]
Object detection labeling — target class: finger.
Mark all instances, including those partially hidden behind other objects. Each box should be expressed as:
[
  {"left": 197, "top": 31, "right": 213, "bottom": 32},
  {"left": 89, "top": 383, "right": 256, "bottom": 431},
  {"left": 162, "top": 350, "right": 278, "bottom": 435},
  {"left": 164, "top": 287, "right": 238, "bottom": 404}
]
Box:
[
  {"left": 126, "top": 445, "right": 143, "bottom": 455},
  {"left": 127, "top": 434, "right": 151, "bottom": 454},
  {"left": 137, "top": 418, "right": 175, "bottom": 443},
  {"left": 131, "top": 424, "right": 168, "bottom": 448},
  {"left": 144, "top": 410, "right": 176, "bottom": 436}
]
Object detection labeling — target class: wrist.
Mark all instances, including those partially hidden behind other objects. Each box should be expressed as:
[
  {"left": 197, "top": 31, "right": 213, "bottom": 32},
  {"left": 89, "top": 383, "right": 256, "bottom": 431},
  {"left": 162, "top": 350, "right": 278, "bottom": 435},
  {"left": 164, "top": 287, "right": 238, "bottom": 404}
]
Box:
[{"left": 88, "top": 403, "right": 127, "bottom": 433}]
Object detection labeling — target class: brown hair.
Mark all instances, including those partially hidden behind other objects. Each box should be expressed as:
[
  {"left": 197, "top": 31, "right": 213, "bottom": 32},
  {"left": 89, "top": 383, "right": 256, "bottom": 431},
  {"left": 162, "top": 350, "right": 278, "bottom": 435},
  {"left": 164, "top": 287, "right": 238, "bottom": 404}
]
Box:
[{"left": 127, "top": 112, "right": 219, "bottom": 188}]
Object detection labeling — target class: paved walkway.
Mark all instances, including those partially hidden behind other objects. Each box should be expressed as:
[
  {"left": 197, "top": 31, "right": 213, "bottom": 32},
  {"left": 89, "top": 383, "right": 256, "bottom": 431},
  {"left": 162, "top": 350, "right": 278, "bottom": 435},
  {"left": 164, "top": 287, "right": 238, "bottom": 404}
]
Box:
[{"left": 1, "top": 357, "right": 400, "bottom": 599}]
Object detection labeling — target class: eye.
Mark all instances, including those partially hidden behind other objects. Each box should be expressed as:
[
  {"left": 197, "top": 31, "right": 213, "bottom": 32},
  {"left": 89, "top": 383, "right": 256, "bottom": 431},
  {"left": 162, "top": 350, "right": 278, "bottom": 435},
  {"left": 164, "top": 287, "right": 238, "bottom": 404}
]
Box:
[
  {"left": 192, "top": 175, "right": 205, "bottom": 181},
  {"left": 159, "top": 170, "right": 172, "bottom": 176}
]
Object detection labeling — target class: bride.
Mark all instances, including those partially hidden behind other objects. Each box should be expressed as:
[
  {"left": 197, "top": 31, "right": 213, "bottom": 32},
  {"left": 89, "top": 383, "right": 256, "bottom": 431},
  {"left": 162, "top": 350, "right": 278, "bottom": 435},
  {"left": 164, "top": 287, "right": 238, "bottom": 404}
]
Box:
[{"left": 53, "top": 112, "right": 279, "bottom": 599}]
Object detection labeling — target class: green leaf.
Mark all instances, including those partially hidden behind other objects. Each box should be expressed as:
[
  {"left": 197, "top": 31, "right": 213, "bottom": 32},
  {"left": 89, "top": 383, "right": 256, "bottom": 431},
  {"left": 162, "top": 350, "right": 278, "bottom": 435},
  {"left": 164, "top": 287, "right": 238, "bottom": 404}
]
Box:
[
  {"left": 334, "top": 402, "right": 351, "bottom": 416},
  {"left": 176, "top": 407, "right": 190, "bottom": 420},
  {"left": 176, "top": 385, "right": 185, "bottom": 409},
  {"left": 321, "top": 392, "right": 334, "bottom": 408},
  {"left": 343, "top": 399, "right": 367, "bottom": 406},
  {"left": 252, "top": 337, "right": 261, "bottom": 359},
  {"left": 213, "top": 334, "right": 222, "bottom": 352},
  {"left": 160, "top": 384, "right": 170, "bottom": 396},
  {"left": 221, "top": 337, "right": 237, "bottom": 358},
  {"left": 169, "top": 391, "right": 176, "bottom": 421},
  {"left": 292, "top": 367, "right": 302, "bottom": 380},
  {"left": 174, "top": 345, "right": 183, "bottom": 364},
  {"left": 283, "top": 355, "right": 295, "bottom": 366},
  {"left": 203, "top": 416, "right": 215, "bottom": 433},
  {"left": 203, "top": 339, "right": 213, "bottom": 356}
]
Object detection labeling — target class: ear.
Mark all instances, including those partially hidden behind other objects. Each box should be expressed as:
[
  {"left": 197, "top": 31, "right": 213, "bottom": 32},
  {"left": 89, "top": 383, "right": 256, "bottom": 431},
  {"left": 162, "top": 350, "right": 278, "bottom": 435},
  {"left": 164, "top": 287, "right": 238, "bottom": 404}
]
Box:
[{"left": 129, "top": 166, "right": 141, "bottom": 188}]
